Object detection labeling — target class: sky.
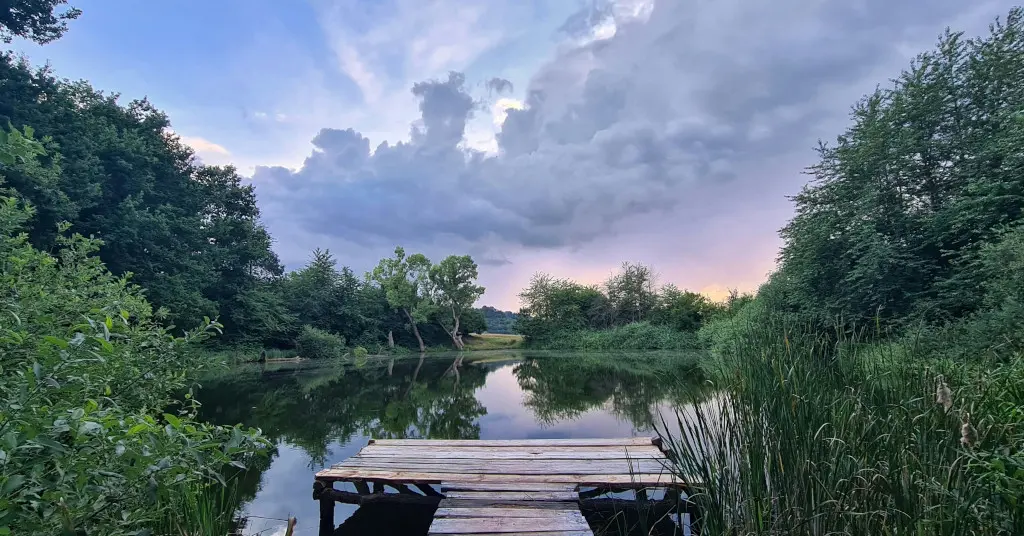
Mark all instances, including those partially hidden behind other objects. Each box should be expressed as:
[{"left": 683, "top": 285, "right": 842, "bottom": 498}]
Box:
[{"left": 12, "top": 0, "right": 1018, "bottom": 309}]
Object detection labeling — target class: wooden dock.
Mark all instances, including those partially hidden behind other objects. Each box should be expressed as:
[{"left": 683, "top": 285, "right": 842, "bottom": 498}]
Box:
[{"left": 313, "top": 437, "right": 685, "bottom": 536}]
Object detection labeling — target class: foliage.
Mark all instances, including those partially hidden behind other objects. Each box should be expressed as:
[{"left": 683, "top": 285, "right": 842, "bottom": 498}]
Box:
[
  {"left": 479, "top": 305, "right": 518, "bottom": 333},
  {"left": 0, "top": 55, "right": 287, "bottom": 343},
  {"left": 425, "top": 255, "right": 485, "bottom": 350},
  {"left": 370, "top": 246, "right": 432, "bottom": 351},
  {"left": 774, "top": 10, "right": 1024, "bottom": 330},
  {"left": 0, "top": 132, "right": 267, "bottom": 534},
  {"left": 352, "top": 345, "right": 368, "bottom": 359},
  {"left": 459, "top": 307, "right": 488, "bottom": 335},
  {"left": 664, "top": 320, "right": 1024, "bottom": 535},
  {"left": 0, "top": 0, "right": 81, "bottom": 44},
  {"left": 296, "top": 325, "right": 346, "bottom": 360},
  {"left": 536, "top": 321, "right": 701, "bottom": 351},
  {"left": 516, "top": 265, "right": 721, "bottom": 348}
]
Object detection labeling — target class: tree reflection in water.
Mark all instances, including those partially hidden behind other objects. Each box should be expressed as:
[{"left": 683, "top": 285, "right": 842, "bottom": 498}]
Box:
[{"left": 194, "top": 352, "right": 706, "bottom": 535}]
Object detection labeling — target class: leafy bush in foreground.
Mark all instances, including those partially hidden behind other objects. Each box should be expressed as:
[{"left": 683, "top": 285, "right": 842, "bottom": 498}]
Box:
[{"left": 0, "top": 129, "right": 268, "bottom": 534}]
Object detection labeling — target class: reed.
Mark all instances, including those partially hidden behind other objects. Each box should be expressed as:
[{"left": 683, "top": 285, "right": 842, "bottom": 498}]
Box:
[{"left": 661, "top": 319, "right": 1024, "bottom": 535}]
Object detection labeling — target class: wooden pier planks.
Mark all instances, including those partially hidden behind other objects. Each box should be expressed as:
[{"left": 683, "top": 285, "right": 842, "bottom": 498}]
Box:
[
  {"left": 315, "top": 436, "right": 676, "bottom": 488},
  {"left": 314, "top": 437, "right": 682, "bottom": 535},
  {"left": 429, "top": 482, "right": 591, "bottom": 535}
]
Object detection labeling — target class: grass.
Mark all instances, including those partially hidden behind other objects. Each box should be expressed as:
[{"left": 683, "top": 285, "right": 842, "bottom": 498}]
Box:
[
  {"left": 462, "top": 332, "right": 524, "bottom": 350},
  {"left": 155, "top": 482, "right": 240, "bottom": 536},
  {"left": 661, "top": 319, "right": 1024, "bottom": 535}
]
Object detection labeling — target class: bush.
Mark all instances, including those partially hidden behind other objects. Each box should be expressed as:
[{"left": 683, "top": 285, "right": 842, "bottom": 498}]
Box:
[
  {"left": 353, "top": 345, "right": 369, "bottom": 358},
  {"left": 0, "top": 190, "right": 269, "bottom": 534},
  {"left": 296, "top": 325, "right": 346, "bottom": 359},
  {"left": 535, "top": 322, "right": 700, "bottom": 350}
]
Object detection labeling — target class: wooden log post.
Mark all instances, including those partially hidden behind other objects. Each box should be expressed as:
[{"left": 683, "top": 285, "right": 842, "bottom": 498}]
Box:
[
  {"left": 354, "top": 480, "right": 371, "bottom": 495},
  {"left": 313, "top": 479, "right": 335, "bottom": 536}
]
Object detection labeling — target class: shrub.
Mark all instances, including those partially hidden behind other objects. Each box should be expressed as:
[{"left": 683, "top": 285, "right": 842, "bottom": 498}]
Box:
[
  {"left": 536, "top": 322, "right": 700, "bottom": 350},
  {"left": 0, "top": 192, "right": 269, "bottom": 534},
  {"left": 353, "top": 345, "right": 369, "bottom": 358},
  {"left": 296, "top": 325, "right": 346, "bottom": 359}
]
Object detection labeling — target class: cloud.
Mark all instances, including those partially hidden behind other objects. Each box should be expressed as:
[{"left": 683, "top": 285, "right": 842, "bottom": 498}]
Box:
[
  {"left": 253, "top": 0, "right": 1012, "bottom": 277},
  {"left": 178, "top": 135, "right": 233, "bottom": 166}
]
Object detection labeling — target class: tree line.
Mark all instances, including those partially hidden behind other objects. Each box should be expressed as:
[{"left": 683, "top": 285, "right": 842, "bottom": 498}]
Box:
[
  {"left": 703, "top": 10, "right": 1024, "bottom": 360},
  {"left": 514, "top": 262, "right": 733, "bottom": 349},
  {"left": 0, "top": 51, "right": 490, "bottom": 354}
]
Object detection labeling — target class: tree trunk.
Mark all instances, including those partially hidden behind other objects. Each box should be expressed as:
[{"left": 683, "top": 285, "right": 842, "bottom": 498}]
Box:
[
  {"left": 387, "top": 330, "right": 394, "bottom": 348},
  {"left": 403, "top": 308, "right": 425, "bottom": 352},
  {"left": 450, "top": 305, "right": 464, "bottom": 350}
]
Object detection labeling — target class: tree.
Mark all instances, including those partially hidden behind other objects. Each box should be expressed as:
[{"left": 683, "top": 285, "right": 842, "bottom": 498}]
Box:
[
  {"left": 426, "top": 255, "right": 485, "bottom": 350},
  {"left": 1, "top": 0, "right": 81, "bottom": 44},
  {"left": 371, "top": 246, "right": 432, "bottom": 352},
  {"left": 0, "top": 55, "right": 287, "bottom": 339},
  {"left": 0, "top": 127, "right": 268, "bottom": 534},
  {"left": 775, "top": 9, "right": 1024, "bottom": 329},
  {"left": 604, "top": 262, "right": 658, "bottom": 324},
  {"left": 652, "top": 284, "right": 723, "bottom": 332}
]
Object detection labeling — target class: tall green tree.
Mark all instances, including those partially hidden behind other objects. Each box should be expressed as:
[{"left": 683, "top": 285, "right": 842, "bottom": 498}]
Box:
[
  {"left": 426, "top": 255, "right": 485, "bottom": 350},
  {"left": 776, "top": 9, "right": 1024, "bottom": 329},
  {"left": 1, "top": 0, "right": 80, "bottom": 44},
  {"left": 0, "top": 54, "right": 286, "bottom": 340},
  {"left": 370, "top": 246, "right": 432, "bottom": 352}
]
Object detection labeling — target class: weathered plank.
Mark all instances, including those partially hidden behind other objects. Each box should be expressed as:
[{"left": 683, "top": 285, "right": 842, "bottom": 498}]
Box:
[
  {"left": 434, "top": 507, "right": 584, "bottom": 519},
  {"left": 429, "top": 533, "right": 591, "bottom": 536},
  {"left": 428, "top": 516, "right": 591, "bottom": 532},
  {"left": 371, "top": 438, "right": 655, "bottom": 447},
  {"left": 442, "top": 499, "right": 582, "bottom": 510},
  {"left": 442, "top": 483, "right": 578, "bottom": 492},
  {"left": 333, "top": 459, "right": 668, "bottom": 475},
  {"left": 357, "top": 446, "right": 664, "bottom": 457},
  {"left": 315, "top": 468, "right": 680, "bottom": 486},
  {"left": 445, "top": 491, "right": 578, "bottom": 501}
]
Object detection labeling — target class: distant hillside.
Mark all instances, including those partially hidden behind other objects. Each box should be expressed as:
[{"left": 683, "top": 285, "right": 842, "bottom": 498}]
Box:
[{"left": 479, "top": 306, "right": 518, "bottom": 334}]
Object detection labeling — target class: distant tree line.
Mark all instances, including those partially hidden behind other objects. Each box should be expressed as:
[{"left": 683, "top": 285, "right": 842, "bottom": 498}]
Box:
[
  {"left": 515, "top": 262, "right": 727, "bottom": 349},
  {"left": 479, "top": 305, "right": 518, "bottom": 333}
]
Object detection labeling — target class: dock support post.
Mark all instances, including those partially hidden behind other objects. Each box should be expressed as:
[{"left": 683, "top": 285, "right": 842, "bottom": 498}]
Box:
[{"left": 313, "top": 480, "right": 335, "bottom": 536}]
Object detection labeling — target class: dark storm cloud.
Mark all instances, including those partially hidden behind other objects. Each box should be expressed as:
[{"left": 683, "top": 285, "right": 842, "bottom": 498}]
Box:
[{"left": 253, "top": 0, "right": 1011, "bottom": 263}]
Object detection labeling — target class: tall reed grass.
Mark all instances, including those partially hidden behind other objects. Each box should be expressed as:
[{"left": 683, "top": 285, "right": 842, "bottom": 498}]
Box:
[{"left": 661, "top": 318, "right": 1024, "bottom": 535}]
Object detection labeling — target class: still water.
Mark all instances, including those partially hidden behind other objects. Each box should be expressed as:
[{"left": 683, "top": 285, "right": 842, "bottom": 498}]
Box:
[{"left": 194, "top": 351, "right": 704, "bottom": 536}]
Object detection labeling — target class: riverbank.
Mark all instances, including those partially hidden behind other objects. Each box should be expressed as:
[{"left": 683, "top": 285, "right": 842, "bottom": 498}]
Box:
[{"left": 661, "top": 320, "right": 1024, "bottom": 535}]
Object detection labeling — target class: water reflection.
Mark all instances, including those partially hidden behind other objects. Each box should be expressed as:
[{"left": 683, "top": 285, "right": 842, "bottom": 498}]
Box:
[{"left": 195, "top": 351, "right": 706, "bottom": 535}]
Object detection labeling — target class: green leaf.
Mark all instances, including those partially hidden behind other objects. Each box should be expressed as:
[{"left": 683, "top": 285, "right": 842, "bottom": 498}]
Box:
[
  {"left": 163, "top": 413, "right": 181, "bottom": 428},
  {"left": 1, "top": 475, "right": 25, "bottom": 495},
  {"left": 32, "top": 362, "right": 42, "bottom": 380},
  {"left": 33, "top": 437, "right": 66, "bottom": 453},
  {"left": 42, "top": 335, "right": 69, "bottom": 349}
]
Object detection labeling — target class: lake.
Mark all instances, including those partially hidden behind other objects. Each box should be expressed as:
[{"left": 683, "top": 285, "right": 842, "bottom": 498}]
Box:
[{"left": 194, "top": 351, "right": 705, "bottom": 536}]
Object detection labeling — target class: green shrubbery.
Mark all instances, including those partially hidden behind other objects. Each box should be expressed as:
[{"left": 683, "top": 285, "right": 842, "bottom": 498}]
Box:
[
  {"left": 539, "top": 322, "right": 700, "bottom": 351},
  {"left": 0, "top": 129, "right": 268, "bottom": 534},
  {"left": 296, "top": 325, "right": 346, "bottom": 359}
]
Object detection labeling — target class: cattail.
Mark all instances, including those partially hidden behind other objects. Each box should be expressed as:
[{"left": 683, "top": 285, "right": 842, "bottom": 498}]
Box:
[
  {"left": 961, "top": 412, "right": 978, "bottom": 448},
  {"left": 936, "top": 375, "right": 952, "bottom": 412}
]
